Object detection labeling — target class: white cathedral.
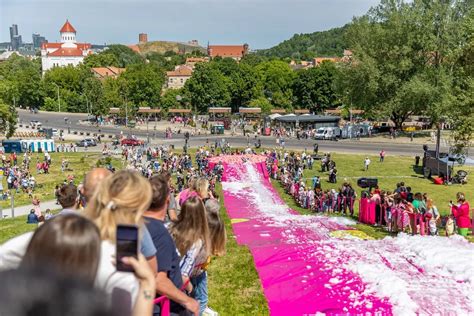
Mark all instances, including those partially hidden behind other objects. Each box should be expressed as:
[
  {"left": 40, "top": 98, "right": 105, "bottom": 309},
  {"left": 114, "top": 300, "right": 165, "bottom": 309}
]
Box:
[{"left": 41, "top": 20, "right": 92, "bottom": 75}]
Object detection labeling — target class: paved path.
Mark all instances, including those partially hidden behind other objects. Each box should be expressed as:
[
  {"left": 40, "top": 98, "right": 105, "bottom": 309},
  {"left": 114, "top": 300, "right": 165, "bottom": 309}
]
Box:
[
  {"left": 17, "top": 109, "right": 450, "bottom": 156},
  {"left": 0, "top": 199, "right": 58, "bottom": 219}
]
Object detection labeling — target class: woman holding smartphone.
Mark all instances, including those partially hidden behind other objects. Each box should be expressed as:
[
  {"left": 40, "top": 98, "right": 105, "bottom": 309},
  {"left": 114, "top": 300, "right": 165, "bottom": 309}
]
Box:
[
  {"left": 450, "top": 192, "right": 471, "bottom": 237},
  {"left": 85, "top": 170, "right": 156, "bottom": 315}
]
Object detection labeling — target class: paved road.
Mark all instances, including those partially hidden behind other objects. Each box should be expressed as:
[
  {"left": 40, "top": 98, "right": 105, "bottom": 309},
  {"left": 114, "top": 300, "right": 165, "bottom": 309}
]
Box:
[
  {"left": 1, "top": 199, "right": 58, "bottom": 219},
  {"left": 17, "top": 109, "right": 440, "bottom": 156}
]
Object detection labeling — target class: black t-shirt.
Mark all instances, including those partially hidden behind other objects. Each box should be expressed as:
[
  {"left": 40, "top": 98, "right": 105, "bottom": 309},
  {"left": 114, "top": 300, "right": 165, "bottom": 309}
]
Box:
[{"left": 144, "top": 217, "right": 184, "bottom": 314}]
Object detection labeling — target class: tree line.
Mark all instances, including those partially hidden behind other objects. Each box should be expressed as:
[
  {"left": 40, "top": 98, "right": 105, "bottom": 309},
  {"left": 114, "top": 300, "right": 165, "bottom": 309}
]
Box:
[{"left": 0, "top": 0, "right": 472, "bottom": 146}]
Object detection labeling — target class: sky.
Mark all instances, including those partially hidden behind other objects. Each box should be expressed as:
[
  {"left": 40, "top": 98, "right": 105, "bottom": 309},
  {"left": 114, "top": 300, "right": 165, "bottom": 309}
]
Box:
[{"left": 0, "top": 0, "right": 380, "bottom": 49}]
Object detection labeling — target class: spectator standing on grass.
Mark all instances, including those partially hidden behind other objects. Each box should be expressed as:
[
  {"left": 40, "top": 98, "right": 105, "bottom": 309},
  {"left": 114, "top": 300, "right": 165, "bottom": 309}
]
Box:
[
  {"left": 364, "top": 157, "right": 371, "bottom": 171},
  {"left": 451, "top": 192, "right": 471, "bottom": 237},
  {"left": 379, "top": 150, "right": 385, "bottom": 162}
]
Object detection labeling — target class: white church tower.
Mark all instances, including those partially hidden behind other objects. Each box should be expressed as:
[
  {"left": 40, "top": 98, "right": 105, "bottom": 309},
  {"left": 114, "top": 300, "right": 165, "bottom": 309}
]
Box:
[
  {"left": 60, "top": 20, "right": 77, "bottom": 47},
  {"left": 41, "top": 20, "right": 92, "bottom": 75}
]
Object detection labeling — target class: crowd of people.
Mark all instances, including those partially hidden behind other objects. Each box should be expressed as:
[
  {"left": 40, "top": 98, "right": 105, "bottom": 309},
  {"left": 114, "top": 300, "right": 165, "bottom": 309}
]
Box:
[
  {"left": 362, "top": 184, "right": 471, "bottom": 237},
  {"left": 0, "top": 146, "right": 230, "bottom": 316},
  {"left": 264, "top": 149, "right": 471, "bottom": 237},
  {"left": 0, "top": 142, "right": 472, "bottom": 316}
]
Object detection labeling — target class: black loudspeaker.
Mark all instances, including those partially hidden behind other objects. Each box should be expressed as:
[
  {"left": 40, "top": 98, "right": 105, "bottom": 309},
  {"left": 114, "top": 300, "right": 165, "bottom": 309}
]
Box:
[{"left": 357, "top": 177, "right": 378, "bottom": 188}]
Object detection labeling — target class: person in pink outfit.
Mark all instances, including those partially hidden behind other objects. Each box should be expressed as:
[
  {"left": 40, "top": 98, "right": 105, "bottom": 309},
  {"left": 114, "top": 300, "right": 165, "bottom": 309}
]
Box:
[{"left": 450, "top": 192, "right": 471, "bottom": 236}]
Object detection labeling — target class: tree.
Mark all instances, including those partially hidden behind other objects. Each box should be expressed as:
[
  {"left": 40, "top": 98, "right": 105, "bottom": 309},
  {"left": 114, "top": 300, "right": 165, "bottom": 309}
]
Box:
[
  {"left": 121, "top": 63, "right": 164, "bottom": 109},
  {"left": 83, "top": 53, "right": 119, "bottom": 68},
  {"left": 83, "top": 77, "right": 106, "bottom": 115},
  {"left": 258, "top": 25, "right": 348, "bottom": 58},
  {"left": 102, "top": 45, "right": 144, "bottom": 67},
  {"left": 448, "top": 7, "right": 474, "bottom": 153},
  {"left": 184, "top": 63, "right": 231, "bottom": 113},
  {"left": 213, "top": 57, "right": 239, "bottom": 76},
  {"left": 256, "top": 60, "right": 295, "bottom": 109},
  {"left": 0, "top": 54, "right": 41, "bottom": 109},
  {"left": 42, "top": 65, "right": 93, "bottom": 112},
  {"left": 249, "top": 97, "right": 272, "bottom": 114},
  {"left": 160, "top": 88, "right": 187, "bottom": 112},
  {"left": 340, "top": 0, "right": 471, "bottom": 129},
  {"left": 0, "top": 101, "right": 17, "bottom": 138},
  {"left": 229, "top": 63, "right": 262, "bottom": 111},
  {"left": 292, "top": 61, "right": 339, "bottom": 112}
]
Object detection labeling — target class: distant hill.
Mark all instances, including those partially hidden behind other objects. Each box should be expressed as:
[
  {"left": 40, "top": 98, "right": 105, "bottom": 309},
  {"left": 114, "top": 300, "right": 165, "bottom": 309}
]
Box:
[
  {"left": 136, "top": 41, "right": 207, "bottom": 55},
  {"left": 257, "top": 25, "right": 348, "bottom": 59}
]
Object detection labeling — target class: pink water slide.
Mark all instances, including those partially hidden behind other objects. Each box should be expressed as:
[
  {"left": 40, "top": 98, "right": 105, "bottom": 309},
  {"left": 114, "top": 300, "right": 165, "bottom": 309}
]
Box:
[{"left": 221, "top": 159, "right": 473, "bottom": 315}]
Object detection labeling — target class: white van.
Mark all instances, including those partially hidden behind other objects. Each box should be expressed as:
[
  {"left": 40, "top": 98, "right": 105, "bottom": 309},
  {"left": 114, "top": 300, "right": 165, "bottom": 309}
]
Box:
[{"left": 314, "top": 127, "right": 340, "bottom": 140}]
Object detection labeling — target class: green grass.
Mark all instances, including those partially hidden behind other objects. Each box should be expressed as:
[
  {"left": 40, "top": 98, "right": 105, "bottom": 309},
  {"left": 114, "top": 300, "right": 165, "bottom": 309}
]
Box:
[
  {"left": 207, "top": 183, "right": 269, "bottom": 315},
  {"left": 0, "top": 209, "right": 60, "bottom": 244},
  {"left": 297, "top": 153, "right": 473, "bottom": 217},
  {"left": 0, "top": 214, "right": 37, "bottom": 244},
  {"left": 1, "top": 152, "right": 121, "bottom": 209}
]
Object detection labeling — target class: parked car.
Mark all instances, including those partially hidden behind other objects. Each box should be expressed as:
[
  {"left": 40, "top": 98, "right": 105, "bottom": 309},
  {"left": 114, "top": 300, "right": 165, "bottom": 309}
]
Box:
[
  {"left": 76, "top": 138, "right": 97, "bottom": 147},
  {"left": 29, "top": 120, "right": 42, "bottom": 128},
  {"left": 121, "top": 137, "right": 144, "bottom": 146}
]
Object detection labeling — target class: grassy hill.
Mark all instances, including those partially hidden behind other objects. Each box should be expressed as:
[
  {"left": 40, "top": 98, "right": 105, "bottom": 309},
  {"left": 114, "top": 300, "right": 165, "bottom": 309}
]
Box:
[
  {"left": 137, "top": 41, "right": 207, "bottom": 55},
  {"left": 257, "top": 25, "right": 348, "bottom": 59}
]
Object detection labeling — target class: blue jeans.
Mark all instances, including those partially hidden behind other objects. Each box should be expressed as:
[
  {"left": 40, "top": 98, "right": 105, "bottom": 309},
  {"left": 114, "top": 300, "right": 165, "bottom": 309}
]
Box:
[{"left": 191, "top": 272, "right": 208, "bottom": 315}]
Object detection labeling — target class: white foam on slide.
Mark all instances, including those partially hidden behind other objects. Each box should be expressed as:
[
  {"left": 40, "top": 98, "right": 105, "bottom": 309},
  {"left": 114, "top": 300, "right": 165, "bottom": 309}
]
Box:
[{"left": 222, "top": 162, "right": 474, "bottom": 315}]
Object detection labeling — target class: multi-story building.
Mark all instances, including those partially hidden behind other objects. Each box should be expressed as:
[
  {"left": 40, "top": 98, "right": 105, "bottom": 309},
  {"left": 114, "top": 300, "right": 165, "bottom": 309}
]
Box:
[
  {"left": 166, "top": 65, "right": 193, "bottom": 89},
  {"left": 9, "top": 24, "right": 20, "bottom": 50},
  {"left": 32, "top": 33, "right": 47, "bottom": 49},
  {"left": 41, "top": 20, "right": 92, "bottom": 75},
  {"left": 207, "top": 43, "right": 249, "bottom": 61}
]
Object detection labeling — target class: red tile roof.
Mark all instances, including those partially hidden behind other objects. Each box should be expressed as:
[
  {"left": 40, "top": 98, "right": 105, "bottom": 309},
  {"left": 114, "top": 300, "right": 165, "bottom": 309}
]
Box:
[
  {"left": 48, "top": 47, "right": 84, "bottom": 57},
  {"left": 91, "top": 67, "right": 126, "bottom": 78},
  {"left": 208, "top": 45, "right": 248, "bottom": 58},
  {"left": 42, "top": 42, "right": 90, "bottom": 50},
  {"left": 128, "top": 45, "right": 140, "bottom": 53},
  {"left": 167, "top": 65, "right": 193, "bottom": 77},
  {"left": 313, "top": 57, "right": 340, "bottom": 65},
  {"left": 60, "top": 20, "right": 76, "bottom": 33}
]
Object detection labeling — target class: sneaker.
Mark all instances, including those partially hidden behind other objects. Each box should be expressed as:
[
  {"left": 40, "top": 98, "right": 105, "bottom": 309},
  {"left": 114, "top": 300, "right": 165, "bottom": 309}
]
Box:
[{"left": 202, "top": 307, "right": 219, "bottom": 316}]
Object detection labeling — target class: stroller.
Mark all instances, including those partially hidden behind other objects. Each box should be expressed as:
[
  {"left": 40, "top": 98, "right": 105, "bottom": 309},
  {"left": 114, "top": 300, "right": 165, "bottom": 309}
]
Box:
[{"left": 452, "top": 170, "right": 468, "bottom": 184}]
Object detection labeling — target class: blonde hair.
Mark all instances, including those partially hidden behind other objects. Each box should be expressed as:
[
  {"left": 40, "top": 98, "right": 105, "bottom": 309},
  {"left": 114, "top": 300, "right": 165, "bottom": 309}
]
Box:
[
  {"left": 204, "top": 199, "right": 226, "bottom": 256},
  {"left": 170, "top": 197, "right": 210, "bottom": 256},
  {"left": 195, "top": 178, "right": 209, "bottom": 199},
  {"left": 85, "top": 170, "right": 152, "bottom": 241}
]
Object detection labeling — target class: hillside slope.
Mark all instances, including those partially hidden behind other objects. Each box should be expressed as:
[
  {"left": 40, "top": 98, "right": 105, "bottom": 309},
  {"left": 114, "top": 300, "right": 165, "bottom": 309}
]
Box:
[
  {"left": 258, "top": 25, "right": 348, "bottom": 58},
  {"left": 137, "top": 41, "right": 207, "bottom": 55}
]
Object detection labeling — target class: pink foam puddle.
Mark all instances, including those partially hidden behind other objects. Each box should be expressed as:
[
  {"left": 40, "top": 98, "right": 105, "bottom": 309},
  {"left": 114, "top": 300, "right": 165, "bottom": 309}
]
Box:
[
  {"left": 222, "top": 161, "right": 392, "bottom": 315},
  {"left": 221, "top": 159, "right": 474, "bottom": 315}
]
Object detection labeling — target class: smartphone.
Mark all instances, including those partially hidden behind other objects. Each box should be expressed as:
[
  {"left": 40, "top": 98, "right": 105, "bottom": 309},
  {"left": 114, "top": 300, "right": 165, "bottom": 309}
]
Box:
[{"left": 116, "top": 224, "right": 139, "bottom": 273}]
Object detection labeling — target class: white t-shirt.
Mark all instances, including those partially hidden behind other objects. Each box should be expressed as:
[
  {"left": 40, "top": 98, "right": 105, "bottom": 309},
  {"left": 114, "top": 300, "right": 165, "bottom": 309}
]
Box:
[{"left": 0, "top": 233, "right": 138, "bottom": 308}]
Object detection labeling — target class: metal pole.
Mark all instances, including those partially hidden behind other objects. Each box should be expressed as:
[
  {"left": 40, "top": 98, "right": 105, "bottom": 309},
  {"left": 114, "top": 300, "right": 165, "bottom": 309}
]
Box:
[
  {"left": 147, "top": 114, "right": 150, "bottom": 144},
  {"left": 58, "top": 86, "right": 61, "bottom": 112},
  {"left": 435, "top": 124, "right": 441, "bottom": 159},
  {"left": 10, "top": 193, "right": 14, "bottom": 218}
]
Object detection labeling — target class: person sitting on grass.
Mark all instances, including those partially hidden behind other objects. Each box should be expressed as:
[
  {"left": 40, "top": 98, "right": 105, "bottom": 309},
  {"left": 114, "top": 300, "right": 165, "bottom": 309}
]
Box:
[{"left": 26, "top": 209, "right": 38, "bottom": 224}]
